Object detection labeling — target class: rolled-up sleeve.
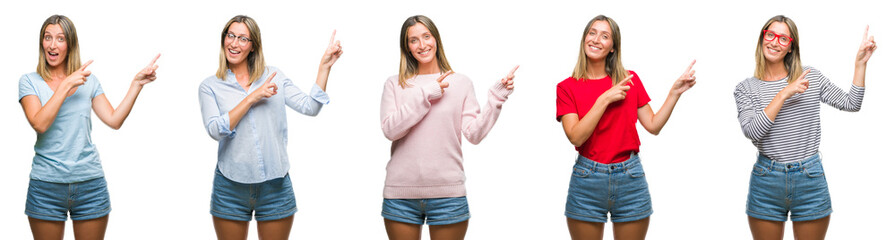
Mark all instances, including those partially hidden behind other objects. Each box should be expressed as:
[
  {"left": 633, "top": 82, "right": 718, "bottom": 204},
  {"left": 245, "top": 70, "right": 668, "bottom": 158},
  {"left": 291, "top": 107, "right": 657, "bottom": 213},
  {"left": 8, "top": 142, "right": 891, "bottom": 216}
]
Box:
[
  {"left": 281, "top": 75, "right": 329, "bottom": 116},
  {"left": 199, "top": 82, "right": 235, "bottom": 140}
]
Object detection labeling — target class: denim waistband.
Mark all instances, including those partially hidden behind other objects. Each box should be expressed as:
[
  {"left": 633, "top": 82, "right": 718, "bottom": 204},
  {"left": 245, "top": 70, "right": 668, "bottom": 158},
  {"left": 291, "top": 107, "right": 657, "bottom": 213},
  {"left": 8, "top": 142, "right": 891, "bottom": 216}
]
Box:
[
  {"left": 575, "top": 152, "right": 640, "bottom": 174},
  {"left": 756, "top": 152, "right": 821, "bottom": 172}
]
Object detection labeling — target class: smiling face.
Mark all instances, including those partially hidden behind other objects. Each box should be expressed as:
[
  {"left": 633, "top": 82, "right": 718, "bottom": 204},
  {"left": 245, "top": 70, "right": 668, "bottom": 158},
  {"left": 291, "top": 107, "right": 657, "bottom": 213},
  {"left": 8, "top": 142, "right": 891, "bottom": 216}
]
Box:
[
  {"left": 406, "top": 22, "right": 437, "bottom": 66},
  {"left": 584, "top": 20, "right": 614, "bottom": 62},
  {"left": 42, "top": 24, "right": 67, "bottom": 68},
  {"left": 762, "top": 22, "right": 792, "bottom": 64},
  {"left": 224, "top": 22, "right": 254, "bottom": 66}
]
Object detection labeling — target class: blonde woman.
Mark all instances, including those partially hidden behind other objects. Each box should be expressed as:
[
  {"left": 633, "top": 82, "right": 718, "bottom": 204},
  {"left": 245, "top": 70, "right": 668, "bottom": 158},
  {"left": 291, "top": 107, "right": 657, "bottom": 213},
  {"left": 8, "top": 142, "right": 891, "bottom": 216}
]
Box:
[
  {"left": 198, "top": 15, "right": 342, "bottom": 240},
  {"left": 735, "top": 15, "right": 876, "bottom": 239},
  {"left": 557, "top": 15, "right": 696, "bottom": 239},
  {"left": 19, "top": 15, "right": 159, "bottom": 239},
  {"left": 379, "top": 15, "right": 517, "bottom": 240}
]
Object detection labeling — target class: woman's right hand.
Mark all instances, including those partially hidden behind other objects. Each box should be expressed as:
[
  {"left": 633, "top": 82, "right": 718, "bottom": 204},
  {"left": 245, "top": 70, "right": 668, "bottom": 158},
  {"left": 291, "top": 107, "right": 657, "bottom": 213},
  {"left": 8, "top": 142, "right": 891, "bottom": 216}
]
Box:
[
  {"left": 436, "top": 70, "right": 454, "bottom": 93},
  {"left": 597, "top": 73, "right": 633, "bottom": 106},
  {"left": 779, "top": 69, "right": 810, "bottom": 99},
  {"left": 62, "top": 60, "right": 93, "bottom": 90},
  {"left": 249, "top": 72, "right": 278, "bottom": 103}
]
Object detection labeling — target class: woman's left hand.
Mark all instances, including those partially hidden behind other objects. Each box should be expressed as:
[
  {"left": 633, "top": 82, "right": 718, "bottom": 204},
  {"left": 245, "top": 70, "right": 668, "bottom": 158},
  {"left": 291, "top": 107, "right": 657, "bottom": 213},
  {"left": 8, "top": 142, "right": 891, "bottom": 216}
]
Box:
[
  {"left": 670, "top": 60, "right": 696, "bottom": 96},
  {"left": 501, "top": 65, "right": 519, "bottom": 90},
  {"left": 134, "top": 54, "right": 160, "bottom": 86},
  {"left": 856, "top": 25, "right": 877, "bottom": 65},
  {"left": 320, "top": 30, "right": 343, "bottom": 69}
]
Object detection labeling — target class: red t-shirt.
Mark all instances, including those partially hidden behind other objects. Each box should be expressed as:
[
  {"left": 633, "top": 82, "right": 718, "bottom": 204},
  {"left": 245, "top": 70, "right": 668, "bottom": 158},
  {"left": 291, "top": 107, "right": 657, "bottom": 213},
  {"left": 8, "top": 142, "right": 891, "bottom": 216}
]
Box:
[{"left": 555, "top": 71, "right": 651, "bottom": 164}]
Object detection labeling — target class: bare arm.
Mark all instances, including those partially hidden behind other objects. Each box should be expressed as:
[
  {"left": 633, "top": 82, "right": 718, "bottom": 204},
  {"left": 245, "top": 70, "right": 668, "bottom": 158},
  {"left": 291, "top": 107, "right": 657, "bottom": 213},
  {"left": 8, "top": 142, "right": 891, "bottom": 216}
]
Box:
[
  {"left": 21, "top": 61, "right": 93, "bottom": 134},
  {"left": 92, "top": 54, "right": 159, "bottom": 130},
  {"left": 561, "top": 74, "right": 632, "bottom": 147},
  {"left": 638, "top": 60, "right": 697, "bottom": 135}
]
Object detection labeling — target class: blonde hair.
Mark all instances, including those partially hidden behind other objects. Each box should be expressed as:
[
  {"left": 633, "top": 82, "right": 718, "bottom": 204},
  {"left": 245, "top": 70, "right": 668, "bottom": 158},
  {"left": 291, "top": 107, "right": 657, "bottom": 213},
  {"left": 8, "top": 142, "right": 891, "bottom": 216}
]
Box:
[
  {"left": 572, "top": 15, "right": 627, "bottom": 84},
  {"left": 398, "top": 15, "right": 452, "bottom": 88},
  {"left": 36, "top": 15, "right": 81, "bottom": 81},
  {"left": 754, "top": 15, "right": 802, "bottom": 83},
  {"left": 216, "top": 15, "right": 266, "bottom": 84}
]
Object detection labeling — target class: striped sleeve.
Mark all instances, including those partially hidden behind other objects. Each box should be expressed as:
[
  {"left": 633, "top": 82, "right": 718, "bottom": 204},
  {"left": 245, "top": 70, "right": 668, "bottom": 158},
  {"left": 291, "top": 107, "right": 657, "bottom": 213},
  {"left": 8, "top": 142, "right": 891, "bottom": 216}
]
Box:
[
  {"left": 734, "top": 84, "right": 773, "bottom": 142},
  {"left": 815, "top": 69, "right": 864, "bottom": 112}
]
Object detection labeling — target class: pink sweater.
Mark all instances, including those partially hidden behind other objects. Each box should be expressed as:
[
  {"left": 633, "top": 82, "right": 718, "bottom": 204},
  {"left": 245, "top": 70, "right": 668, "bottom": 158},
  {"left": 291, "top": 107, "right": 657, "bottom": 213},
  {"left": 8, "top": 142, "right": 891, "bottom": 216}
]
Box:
[{"left": 380, "top": 72, "right": 512, "bottom": 199}]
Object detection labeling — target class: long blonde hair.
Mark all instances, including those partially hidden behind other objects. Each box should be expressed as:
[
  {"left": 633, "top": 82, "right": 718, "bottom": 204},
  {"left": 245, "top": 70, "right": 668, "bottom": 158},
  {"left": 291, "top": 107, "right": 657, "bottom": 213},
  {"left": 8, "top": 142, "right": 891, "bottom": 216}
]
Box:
[
  {"left": 571, "top": 15, "right": 627, "bottom": 84},
  {"left": 36, "top": 15, "right": 81, "bottom": 81},
  {"left": 398, "top": 15, "right": 452, "bottom": 88},
  {"left": 754, "top": 15, "right": 802, "bottom": 83},
  {"left": 216, "top": 15, "right": 266, "bottom": 84}
]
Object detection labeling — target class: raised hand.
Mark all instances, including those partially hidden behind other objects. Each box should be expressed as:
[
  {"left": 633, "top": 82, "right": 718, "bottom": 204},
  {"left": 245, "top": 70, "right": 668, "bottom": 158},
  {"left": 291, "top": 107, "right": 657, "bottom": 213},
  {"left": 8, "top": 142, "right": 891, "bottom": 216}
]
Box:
[
  {"left": 250, "top": 72, "right": 278, "bottom": 103},
  {"left": 501, "top": 65, "right": 519, "bottom": 90},
  {"left": 598, "top": 73, "right": 633, "bottom": 105},
  {"left": 856, "top": 25, "right": 877, "bottom": 65},
  {"left": 781, "top": 69, "right": 810, "bottom": 99},
  {"left": 671, "top": 60, "right": 697, "bottom": 95},
  {"left": 437, "top": 70, "right": 454, "bottom": 93},
  {"left": 134, "top": 54, "right": 160, "bottom": 86},
  {"left": 63, "top": 59, "right": 93, "bottom": 89},
  {"left": 320, "top": 30, "right": 343, "bottom": 69}
]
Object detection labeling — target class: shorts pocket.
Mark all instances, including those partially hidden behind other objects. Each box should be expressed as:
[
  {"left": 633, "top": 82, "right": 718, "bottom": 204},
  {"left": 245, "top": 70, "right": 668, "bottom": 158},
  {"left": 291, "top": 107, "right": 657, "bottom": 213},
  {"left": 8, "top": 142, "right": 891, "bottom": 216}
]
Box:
[
  {"left": 804, "top": 163, "right": 825, "bottom": 178},
  {"left": 572, "top": 165, "right": 592, "bottom": 178},
  {"left": 751, "top": 164, "right": 768, "bottom": 176},
  {"left": 626, "top": 164, "right": 645, "bottom": 178}
]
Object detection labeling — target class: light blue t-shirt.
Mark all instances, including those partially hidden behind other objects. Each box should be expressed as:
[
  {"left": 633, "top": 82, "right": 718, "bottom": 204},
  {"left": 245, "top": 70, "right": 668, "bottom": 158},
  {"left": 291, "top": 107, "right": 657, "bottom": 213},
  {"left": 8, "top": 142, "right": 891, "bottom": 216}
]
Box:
[{"left": 18, "top": 72, "right": 105, "bottom": 183}]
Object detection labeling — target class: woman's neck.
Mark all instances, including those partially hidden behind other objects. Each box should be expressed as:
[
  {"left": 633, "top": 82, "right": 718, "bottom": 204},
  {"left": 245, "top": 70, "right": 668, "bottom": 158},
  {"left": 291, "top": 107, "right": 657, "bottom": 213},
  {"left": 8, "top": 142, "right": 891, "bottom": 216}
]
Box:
[
  {"left": 417, "top": 60, "right": 440, "bottom": 75},
  {"left": 586, "top": 59, "right": 608, "bottom": 79},
  {"left": 764, "top": 61, "right": 788, "bottom": 81},
  {"left": 229, "top": 61, "right": 250, "bottom": 82},
  {"left": 48, "top": 64, "right": 66, "bottom": 81}
]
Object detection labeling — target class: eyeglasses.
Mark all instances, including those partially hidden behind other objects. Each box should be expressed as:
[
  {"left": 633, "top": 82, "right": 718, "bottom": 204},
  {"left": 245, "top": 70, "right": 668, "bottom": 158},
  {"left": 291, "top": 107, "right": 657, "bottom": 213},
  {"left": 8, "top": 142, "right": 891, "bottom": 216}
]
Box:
[
  {"left": 762, "top": 30, "right": 792, "bottom": 46},
  {"left": 225, "top": 32, "right": 252, "bottom": 46}
]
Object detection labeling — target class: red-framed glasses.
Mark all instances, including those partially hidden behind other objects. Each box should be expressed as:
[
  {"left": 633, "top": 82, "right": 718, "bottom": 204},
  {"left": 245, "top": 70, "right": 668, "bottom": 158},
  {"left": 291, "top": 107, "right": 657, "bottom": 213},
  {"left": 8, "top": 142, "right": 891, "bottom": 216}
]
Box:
[{"left": 762, "top": 30, "right": 793, "bottom": 46}]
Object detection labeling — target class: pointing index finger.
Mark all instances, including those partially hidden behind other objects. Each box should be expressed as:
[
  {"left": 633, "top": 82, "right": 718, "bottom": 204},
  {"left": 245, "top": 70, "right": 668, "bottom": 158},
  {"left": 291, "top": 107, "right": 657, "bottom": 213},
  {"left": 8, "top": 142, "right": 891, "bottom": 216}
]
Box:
[
  {"left": 148, "top": 53, "right": 161, "bottom": 67},
  {"left": 508, "top": 65, "right": 520, "bottom": 77},
  {"left": 80, "top": 60, "right": 93, "bottom": 71},
  {"left": 437, "top": 70, "right": 454, "bottom": 82},
  {"left": 617, "top": 73, "right": 633, "bottom": 87},
  {"left": 329, "top": 30, "right": 337, "bottom": 45},
  {"left": 799, "top": 68, "right": 811, "bottom": 80},
  {"left": 863, "top": 25, "right": 869, "bottom": 41},
  {"left": 684, "top": 59, "right": 696, "bottom": 74},
  {"left": 265, "top": 72, "right": 277, "bottom": 84}
]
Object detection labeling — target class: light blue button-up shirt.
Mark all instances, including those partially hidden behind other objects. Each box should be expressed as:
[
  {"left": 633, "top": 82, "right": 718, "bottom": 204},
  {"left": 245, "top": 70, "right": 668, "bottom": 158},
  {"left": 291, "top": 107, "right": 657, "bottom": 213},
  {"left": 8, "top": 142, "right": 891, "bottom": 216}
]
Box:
[
  {"left": 19, "top": 72, "right": 105, "bottom": 183},
  {"left": 199, "top": 66, "right": 329, "bottom": 184}
]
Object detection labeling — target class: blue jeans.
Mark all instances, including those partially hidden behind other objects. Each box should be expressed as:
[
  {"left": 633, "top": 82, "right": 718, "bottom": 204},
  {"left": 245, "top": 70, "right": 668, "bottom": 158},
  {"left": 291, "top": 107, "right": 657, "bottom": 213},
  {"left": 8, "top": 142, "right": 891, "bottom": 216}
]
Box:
[
  {"left": 747, "top": 153, "right": 832, "bottom": 222},
  {"left": 382, "top": 197, "right": 470, "bottom": 225},
  {"left": 210, "top": 169, "right": 297, "bottom": 221},
  {"left": 565, "top": 153, "right": 652, "bottom": 223},
  {"left": 25, "top": 177, "right": 111, "bottom": 221}
]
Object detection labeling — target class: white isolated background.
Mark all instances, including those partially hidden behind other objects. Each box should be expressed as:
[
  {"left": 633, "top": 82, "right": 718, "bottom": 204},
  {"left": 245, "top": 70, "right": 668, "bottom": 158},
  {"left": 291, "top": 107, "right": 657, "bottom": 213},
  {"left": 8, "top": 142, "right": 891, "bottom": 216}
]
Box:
[{"left": 1, "top": 0, "right": 892, "bottom": 239}]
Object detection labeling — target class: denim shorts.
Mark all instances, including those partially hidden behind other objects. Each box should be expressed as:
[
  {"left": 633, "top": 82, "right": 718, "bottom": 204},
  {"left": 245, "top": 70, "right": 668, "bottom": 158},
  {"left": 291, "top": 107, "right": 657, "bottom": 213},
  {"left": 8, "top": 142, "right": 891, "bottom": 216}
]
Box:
[
  {"left": 210, "top": 169, "right": 297, "bottom": 221},
  {"left": 747, "top": 153, "right": 832, "bottom": 222},
  {"left": 565, "top": 153, "right": 652, "bottom": 223},
  {"left": 25, "top": 177, "right": 111, "bottom": 221},
  {"left": 382, "top": 196, "right": 470, "bottom": 225}
]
